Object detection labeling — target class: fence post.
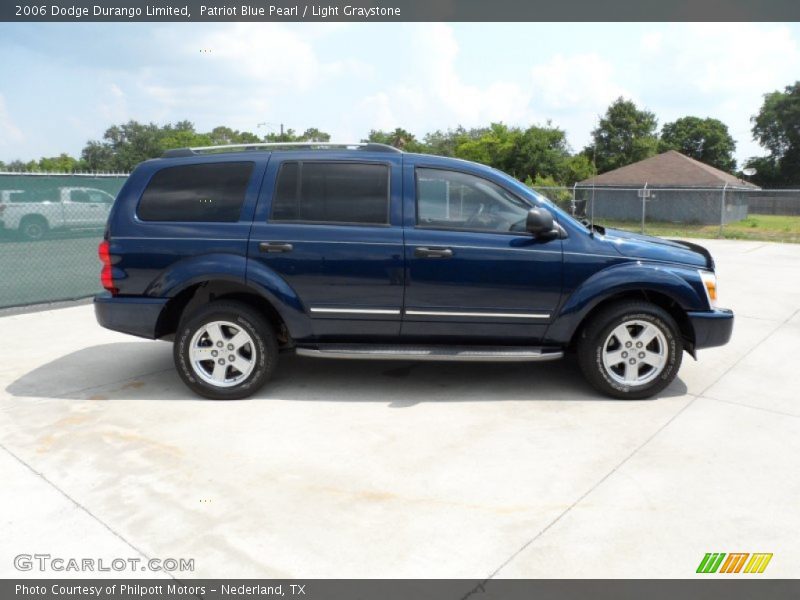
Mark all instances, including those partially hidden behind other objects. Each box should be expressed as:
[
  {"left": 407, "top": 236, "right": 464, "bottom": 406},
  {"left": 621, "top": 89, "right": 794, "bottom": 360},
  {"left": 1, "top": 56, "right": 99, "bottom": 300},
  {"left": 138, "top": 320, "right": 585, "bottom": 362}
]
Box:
[
  {"left": 719, "top": 183, "right": 728, "bottom": 237},
  {"left": 571, "top": 183, "right": 577, "bottom": 216},
  {"left": 641, "top": 182, "right": 648, "bottom": 234}
]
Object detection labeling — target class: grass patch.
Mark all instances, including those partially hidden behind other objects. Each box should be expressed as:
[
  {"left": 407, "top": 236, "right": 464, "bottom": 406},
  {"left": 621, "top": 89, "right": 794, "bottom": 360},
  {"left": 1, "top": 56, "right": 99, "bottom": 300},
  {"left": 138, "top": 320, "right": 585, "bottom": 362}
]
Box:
[{"left": 599, "top": 214, "right": 800, "bottom": 244}]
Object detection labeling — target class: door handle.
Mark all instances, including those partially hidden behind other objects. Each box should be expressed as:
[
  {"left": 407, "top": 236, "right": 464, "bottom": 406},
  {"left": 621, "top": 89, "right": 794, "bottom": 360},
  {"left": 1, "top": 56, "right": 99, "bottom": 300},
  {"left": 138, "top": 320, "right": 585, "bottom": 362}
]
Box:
[
  {"left": 415, "top": 246, "right": 453, "bottom": 258},
  {"left": 259, "top": 241, "right": 294, "bottom": 253}
]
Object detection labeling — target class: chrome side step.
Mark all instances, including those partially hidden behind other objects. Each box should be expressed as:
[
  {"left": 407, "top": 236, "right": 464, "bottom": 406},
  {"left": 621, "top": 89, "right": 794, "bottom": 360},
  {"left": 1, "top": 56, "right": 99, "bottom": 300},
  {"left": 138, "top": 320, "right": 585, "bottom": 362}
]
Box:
[{"left": 294, "top": 344, "right": 564, "bottom": 362}]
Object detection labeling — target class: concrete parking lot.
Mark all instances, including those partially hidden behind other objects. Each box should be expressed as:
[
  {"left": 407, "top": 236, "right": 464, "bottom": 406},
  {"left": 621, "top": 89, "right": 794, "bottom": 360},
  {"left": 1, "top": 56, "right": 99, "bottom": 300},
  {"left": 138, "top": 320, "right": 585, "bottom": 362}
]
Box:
[{"left": 1, "top": 238, "right": 798, "bottom": 580}]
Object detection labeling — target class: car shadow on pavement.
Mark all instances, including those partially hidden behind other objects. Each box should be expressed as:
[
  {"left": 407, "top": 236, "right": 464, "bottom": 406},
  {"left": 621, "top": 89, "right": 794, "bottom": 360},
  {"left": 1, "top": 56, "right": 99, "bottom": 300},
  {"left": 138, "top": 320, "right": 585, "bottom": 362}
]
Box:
[{"left": 6, "top": 341, "right": 688, "bottom": 404}]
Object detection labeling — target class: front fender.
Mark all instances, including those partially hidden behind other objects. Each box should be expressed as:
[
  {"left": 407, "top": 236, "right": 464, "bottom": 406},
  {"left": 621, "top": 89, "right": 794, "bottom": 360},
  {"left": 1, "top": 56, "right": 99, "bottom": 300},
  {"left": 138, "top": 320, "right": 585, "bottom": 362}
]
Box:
[{"left": 545, "top": 261, "right": 708, "bottom": 345}]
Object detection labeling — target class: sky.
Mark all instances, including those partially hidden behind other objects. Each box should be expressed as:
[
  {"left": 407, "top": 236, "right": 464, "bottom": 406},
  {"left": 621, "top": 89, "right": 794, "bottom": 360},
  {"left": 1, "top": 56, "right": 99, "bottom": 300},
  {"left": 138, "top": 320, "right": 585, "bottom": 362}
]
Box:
[{"left": 1, "top": 22, "right": 799, "bottom": 166}]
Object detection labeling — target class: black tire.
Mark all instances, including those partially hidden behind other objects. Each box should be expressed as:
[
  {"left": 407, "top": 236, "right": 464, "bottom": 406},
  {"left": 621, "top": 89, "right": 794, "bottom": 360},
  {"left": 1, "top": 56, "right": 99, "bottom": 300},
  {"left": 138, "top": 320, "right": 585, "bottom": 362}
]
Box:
[
  {"left": 19, "top": 216, "right": 48, "bottom": 241},
  {"left": 174, "top": 300, "right": 277, "bottom": 400},
  {"left": 577, "top": 301, "right": 683, "bottom": 400}
]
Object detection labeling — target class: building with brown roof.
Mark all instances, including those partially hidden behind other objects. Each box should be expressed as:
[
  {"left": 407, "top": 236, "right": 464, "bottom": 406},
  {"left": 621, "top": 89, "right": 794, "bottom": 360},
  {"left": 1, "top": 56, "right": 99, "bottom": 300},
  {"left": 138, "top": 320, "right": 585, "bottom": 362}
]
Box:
[{"left": 576, "top": 150, "right": 758, "bottom": 224}]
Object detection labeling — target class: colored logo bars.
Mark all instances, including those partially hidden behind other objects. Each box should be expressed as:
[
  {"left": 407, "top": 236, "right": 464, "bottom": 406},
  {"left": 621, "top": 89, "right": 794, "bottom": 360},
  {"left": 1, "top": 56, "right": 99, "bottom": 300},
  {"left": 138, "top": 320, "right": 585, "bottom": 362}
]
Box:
[{"left": 696, "top": 553, "right": 773, "bottom": 574}]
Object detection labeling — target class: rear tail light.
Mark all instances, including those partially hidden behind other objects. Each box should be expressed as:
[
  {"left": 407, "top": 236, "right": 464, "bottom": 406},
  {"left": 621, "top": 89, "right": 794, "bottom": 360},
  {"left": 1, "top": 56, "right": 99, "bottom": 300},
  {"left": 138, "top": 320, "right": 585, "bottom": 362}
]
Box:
[{"left": 98, "top": 240, "right": 118, "bottom": 295}]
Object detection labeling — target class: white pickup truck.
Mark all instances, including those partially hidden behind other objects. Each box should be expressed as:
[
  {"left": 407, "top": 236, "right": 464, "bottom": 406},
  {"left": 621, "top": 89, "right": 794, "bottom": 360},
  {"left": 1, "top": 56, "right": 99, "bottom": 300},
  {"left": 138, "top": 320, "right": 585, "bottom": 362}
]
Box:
[{"left": 0, "top": 187, "right": 115, "bottom": 240}]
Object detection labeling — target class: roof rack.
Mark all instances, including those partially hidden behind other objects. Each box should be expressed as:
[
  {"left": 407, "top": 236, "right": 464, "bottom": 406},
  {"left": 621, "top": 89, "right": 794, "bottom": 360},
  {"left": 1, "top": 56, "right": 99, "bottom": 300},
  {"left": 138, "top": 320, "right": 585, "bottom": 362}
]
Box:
[{"left": 161, "top": 142, "right": 402, "bottom": 158}]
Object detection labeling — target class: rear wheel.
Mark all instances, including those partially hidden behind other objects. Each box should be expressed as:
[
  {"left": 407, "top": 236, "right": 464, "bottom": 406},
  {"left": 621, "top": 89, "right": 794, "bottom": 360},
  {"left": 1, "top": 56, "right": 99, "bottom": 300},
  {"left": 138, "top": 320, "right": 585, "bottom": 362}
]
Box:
[
  {"left": 174, "top": 301, "right": 277, "bottom": 400},
  {"left": 19, "top": 216, "right": 48, "bottom": 241},
  {"left": 577, "top": 301, "right": 683, "bottom": 399}
]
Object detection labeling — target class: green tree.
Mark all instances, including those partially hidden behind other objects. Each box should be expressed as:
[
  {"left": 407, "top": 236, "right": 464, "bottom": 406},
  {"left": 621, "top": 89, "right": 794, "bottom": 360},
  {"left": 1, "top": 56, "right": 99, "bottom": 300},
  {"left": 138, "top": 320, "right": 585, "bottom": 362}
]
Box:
[
  {"left": 365, "top": 128, "right": 424, "bottom": 151},
  {"left": 37, "top": 153, "right": 84, "bottom": 172},
  {"left": 587, "top": 97, "right": 659, "bottom": 173},
  {"left": 80, "top": 120, "right": 275, "bottom": 171},
  {"left": 208, "top": 126, "right": 260, "bottom": 145},
  {"left": 5, "top": 159, "right": 31, "bottom": 171},
  {"left": 422, "top": 127, "right": 472, "bottom": 156},
  {"left": 298, "top": 127, "right": 331, "bottom": 142},
  {"left": 659, "top": 116, "right": 736, "bottom": 172},
  {"left": 750, "top": 81, "right": 800, "bottom": 186},
  {"left": 562, "top": 154, "right": 595, "bottom": 185},
  {"left": 262, "top": 126, "right": 332, "bottom": 143},
  {"left": 452, "top": 123, "right": 518, "bottom": 171},
  {"left": 511, "top": 124, "right": 574, "bottom": 182},
  {"left": 82, "top": 120, "right": 167, "bottom": 171}
]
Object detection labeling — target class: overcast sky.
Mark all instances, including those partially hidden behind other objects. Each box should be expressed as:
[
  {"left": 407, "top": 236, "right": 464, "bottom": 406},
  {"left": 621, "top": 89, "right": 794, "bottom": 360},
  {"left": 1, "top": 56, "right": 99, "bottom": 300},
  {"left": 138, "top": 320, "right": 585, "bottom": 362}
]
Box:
[{"left": 1, "top": 22, "right": 799, "bottom": 166}]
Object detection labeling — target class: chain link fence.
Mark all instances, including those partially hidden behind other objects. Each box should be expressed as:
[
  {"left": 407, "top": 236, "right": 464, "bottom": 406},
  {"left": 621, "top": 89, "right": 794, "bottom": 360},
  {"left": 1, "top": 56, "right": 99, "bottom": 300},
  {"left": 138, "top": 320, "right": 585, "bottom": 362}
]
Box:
[
  {"left": 533, "top": 185, "right": 800, "bottom": 243},
  {"left": 2, "top": 171, "right": 800, "bottom": 309},
  {"left": 0, "top": 171, "right": 128, "bottom": 309}
]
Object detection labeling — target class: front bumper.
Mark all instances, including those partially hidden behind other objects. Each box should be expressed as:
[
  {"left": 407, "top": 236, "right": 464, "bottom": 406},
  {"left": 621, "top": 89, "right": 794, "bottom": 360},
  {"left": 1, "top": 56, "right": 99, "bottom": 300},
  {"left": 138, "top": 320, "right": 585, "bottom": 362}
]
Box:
[
  {"left": 94, "top": 293, "right": 168, "bottom": 339},
  {"left": 687, "top": 308, "right": 734, "bottom": 349}
]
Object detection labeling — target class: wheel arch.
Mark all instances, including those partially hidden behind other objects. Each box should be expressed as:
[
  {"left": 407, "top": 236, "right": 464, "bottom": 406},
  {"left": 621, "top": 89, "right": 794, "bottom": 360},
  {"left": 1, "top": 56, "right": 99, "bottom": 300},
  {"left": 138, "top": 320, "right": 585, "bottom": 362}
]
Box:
[
  {"left": 569, "top": 289, "right": 696, "bottom": 357},
  {"left": 154, "top": 280, "right": 300, "bottom": 346},
  {"left": 547, "top": 263, "right": 705, "bottom": 356}
]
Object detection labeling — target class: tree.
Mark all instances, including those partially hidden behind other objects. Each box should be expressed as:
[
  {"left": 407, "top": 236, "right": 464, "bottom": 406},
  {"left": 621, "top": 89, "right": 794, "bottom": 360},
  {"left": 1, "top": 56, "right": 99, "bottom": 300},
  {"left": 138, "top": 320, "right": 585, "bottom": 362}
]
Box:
[
  {"left": 298, "top": 127, "right": 331, "bottom": 142},
  {"left": 263, "top": 126, "right": 332, "bottom": 143},
  {"left": 365, "top": 128, "right": 424, "bottom": 151},
  {"left": 5, "top": 159, "right": 30, "bottom": 171},
  {"left": 208, "top": 126, "right": 260, "bottom": 145},
  {"left": 80, "top": 120, "right": 278, "bottom": 171},
  {"left": 452, "top": 123, "right": 518, "bottom": 172},
  {"left": 586, "top": 97, "right": 659, "bottom": 173},
  {"left": 422, "top": 127, "right": 472, "bottom": 156},
  {"left": 750, "top": 81, "right": 800, "bottom": 186},
  {"left": 82, "top": 120, "right": 167, "bottom": 171},
  {"left": 512, "top": 124, "right": 575, "bottom": 182},
  {"left": 659, "top": 116, "right": 736, "bottom": 172},
  {"left": 37, "top": 153, "right": 84, "bottom": 172}
]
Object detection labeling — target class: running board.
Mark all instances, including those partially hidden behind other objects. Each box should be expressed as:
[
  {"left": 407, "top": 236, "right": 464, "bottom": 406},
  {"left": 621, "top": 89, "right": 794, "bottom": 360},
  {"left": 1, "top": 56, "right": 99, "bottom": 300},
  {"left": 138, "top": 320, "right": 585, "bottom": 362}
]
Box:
[{"left": 294, "top": 344, "right": 564, "bottom": 362}]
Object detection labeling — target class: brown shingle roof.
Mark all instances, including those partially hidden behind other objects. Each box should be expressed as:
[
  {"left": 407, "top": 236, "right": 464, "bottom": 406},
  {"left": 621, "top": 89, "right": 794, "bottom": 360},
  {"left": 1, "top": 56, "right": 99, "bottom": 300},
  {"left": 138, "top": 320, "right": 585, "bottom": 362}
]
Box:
[{"left": 578, "top": 150, "right": 759, "bottom": 188}]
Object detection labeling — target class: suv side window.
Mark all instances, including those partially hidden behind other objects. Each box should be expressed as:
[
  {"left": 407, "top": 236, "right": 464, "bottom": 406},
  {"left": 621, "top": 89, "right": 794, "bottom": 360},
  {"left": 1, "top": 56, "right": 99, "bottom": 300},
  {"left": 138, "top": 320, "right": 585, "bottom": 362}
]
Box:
[
  {"left": 271, "top": 161, "right": 389, "bottom": 225},
  {"left": 138, "top": 162, "right": 254, "bottom": 222},
  {"left": 416, "top": 168, "right": 531, "bottom": 233}
]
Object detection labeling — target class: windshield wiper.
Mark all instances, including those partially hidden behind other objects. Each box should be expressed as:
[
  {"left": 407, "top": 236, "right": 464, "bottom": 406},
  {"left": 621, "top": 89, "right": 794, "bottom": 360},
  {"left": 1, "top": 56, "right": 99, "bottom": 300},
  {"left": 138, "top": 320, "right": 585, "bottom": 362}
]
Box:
[{"left": 580, "top": 218, "right": 605, "bottom": 235}]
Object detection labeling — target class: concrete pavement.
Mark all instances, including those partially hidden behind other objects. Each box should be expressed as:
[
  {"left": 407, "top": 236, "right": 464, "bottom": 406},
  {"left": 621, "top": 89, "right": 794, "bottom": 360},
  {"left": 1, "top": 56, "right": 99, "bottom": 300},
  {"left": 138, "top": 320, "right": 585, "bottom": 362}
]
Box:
[{"left": 1, "top": 239, "right": 798, "bottom": 579}]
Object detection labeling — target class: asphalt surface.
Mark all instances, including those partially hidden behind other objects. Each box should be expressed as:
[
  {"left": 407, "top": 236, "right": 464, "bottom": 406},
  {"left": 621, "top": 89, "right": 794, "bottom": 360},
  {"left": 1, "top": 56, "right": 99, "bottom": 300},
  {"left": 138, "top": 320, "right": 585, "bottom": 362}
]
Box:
[{"left": 0, "top": 238, "right": 798, "bottom": 580}]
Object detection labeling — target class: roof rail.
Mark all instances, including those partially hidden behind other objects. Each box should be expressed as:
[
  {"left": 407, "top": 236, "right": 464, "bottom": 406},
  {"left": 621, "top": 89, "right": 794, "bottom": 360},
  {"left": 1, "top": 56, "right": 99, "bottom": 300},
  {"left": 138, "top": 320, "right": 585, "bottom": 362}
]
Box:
[{"left": 161, "top": 142, "right": 402, "bottom": 158}]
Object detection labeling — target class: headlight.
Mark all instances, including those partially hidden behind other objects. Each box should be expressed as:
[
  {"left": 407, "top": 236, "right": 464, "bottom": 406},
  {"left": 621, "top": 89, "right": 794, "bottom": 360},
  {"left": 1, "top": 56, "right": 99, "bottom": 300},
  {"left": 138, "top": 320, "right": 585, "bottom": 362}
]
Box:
[{"left": 699, "top": 270, "right": 718, "bottom": 308}]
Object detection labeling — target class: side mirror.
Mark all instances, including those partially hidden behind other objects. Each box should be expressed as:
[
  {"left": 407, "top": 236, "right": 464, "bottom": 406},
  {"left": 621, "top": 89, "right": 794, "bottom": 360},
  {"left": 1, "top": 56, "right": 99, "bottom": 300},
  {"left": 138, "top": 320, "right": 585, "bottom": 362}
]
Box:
[{"left": 525, "top": 207, "right": 555, "bottom": 237}]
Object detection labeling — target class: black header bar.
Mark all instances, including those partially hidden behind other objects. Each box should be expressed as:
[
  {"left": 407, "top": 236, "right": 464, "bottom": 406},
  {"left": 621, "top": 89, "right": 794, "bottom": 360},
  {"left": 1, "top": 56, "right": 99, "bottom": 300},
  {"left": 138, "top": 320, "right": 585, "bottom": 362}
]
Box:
[{"left": 3, "top": 0, "right": 800, "bottom": 22}]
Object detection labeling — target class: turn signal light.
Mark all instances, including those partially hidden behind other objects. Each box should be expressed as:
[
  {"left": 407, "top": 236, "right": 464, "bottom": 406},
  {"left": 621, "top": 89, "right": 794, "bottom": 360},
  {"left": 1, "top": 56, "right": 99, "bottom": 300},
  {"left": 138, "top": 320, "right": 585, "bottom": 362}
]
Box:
[{"left": 700, "top": 271, "right": 717, "bottom": 308}]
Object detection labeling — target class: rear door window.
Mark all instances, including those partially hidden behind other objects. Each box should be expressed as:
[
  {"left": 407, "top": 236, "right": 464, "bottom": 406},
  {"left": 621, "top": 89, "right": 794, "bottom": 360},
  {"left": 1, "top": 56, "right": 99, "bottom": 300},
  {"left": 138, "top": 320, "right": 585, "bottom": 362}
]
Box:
[
  {"left": 271, "top": 162, "right": 389, "bottom": 225},
  {"left": 138, "top": 162, "right": 254, "bottom": 222}
]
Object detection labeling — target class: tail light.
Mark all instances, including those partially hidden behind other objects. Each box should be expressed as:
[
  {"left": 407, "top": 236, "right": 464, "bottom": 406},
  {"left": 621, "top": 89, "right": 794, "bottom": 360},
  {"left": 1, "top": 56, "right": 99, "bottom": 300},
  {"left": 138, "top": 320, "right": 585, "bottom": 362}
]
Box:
[{"left": 98, "top": 240, "right": 118, "bottom": 295}]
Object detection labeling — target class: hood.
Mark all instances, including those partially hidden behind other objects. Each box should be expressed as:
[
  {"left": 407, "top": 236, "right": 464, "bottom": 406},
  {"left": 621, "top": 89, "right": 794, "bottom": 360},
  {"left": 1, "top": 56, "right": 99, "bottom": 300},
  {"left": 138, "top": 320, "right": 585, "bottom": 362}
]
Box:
[{"left": 603, "top": 228, "right": 713, "bottom": 269}]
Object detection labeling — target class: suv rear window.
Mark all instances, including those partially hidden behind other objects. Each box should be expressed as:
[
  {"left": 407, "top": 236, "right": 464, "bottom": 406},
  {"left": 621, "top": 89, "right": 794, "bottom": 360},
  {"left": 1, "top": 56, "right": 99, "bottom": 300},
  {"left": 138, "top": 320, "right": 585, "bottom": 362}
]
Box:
[
  {"left": 271, "top": 162, "right": 389, "bottom": 225},
  {"left": 138, "top": 162, "right": 254, "bottom": 222}
]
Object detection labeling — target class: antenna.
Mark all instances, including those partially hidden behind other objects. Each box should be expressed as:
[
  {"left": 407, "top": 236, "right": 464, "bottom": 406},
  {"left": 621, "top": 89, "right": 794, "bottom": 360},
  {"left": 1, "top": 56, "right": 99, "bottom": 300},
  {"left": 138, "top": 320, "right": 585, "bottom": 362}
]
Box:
[{"left": 590, "top": 143, "right": 597, "bottom": 235}]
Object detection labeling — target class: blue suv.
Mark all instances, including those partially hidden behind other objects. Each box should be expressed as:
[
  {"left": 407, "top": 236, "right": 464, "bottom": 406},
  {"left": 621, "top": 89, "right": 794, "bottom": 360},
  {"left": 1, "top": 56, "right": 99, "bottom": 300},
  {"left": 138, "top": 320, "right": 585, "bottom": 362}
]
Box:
[{"left": 95, "top": 142, "right": 733, "bottom": 400}]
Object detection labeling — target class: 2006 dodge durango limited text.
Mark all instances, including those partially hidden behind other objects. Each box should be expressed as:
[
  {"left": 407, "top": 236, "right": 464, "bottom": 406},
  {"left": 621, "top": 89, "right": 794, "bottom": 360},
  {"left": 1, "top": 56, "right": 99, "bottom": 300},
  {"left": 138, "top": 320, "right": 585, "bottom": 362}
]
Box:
[{"left": 94, "top": 142, "right": 733, "bottom": 400}]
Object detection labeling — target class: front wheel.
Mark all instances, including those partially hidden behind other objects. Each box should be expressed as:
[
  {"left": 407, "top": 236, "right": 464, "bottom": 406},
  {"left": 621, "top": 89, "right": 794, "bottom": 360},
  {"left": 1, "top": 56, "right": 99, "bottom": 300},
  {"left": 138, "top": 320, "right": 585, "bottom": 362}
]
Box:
[
  {"left": 577, "top": 301, "right": 683, "bottom": 399},
  {"left": 174, "top": 301, "right": 277, "bottom": 400}
]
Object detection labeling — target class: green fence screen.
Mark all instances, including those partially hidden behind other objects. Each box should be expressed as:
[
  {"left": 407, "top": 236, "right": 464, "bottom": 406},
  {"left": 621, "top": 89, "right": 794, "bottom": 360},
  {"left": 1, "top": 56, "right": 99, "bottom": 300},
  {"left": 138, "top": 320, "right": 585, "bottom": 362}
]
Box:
[{"left": 0, "top": 173, "right": 128, "bottom": 308}]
